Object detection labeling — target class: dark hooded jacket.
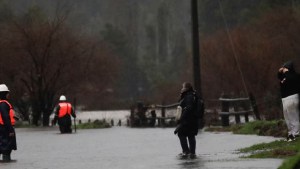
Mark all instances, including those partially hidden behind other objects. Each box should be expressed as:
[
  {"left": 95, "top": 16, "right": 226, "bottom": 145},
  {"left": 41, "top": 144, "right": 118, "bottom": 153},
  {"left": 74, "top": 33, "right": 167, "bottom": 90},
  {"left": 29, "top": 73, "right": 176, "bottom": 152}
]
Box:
[
  {"left": 177, "top": 89, "right": 198, "bottom": 136},
  {"left": 278, "top": 61, "right": 300, "bottom": 98}
]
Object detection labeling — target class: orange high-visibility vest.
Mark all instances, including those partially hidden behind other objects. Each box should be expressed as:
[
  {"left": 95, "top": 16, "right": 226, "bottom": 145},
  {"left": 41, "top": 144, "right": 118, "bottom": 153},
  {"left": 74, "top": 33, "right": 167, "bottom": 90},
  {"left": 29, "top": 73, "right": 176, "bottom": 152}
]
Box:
[
  {"left": 0, "top": 100, "right": 15, "bottom": 125},
  {"left": 58, "top": 102, "right": 72, "bottom": 118}
]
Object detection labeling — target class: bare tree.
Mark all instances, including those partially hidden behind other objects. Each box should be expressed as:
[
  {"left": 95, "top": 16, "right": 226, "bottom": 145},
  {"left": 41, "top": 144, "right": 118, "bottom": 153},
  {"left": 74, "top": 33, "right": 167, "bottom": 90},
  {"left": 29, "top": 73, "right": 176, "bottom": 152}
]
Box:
[
  {"left": 0, "top": 3, "right": 122, "bottom": 125},
  {"left": 5, "top": 6, "right": 87, "bottom": 126}
]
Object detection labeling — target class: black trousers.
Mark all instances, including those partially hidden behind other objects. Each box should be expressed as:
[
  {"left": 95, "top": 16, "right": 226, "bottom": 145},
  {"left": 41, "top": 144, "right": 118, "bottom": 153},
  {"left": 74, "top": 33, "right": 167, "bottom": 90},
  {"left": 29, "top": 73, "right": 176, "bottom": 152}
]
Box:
[
  {"left": 178, "top": 134, "right": 196, "bottom": 154},
  {"left": 59, "top": 125, "right": 72, "bottom": 133},
  {"left": 0, "top": 126, "right": 16, "bottom": 154},
  {"left": 58, "top": 115, "right": 72, "bottom": 133}
]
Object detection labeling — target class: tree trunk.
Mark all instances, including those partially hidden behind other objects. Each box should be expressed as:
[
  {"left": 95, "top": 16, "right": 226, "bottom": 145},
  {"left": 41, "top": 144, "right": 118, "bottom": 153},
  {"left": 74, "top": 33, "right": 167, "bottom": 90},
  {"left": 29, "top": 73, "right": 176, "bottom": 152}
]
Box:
[
  {"left": 32, "top": 114, "right": 40, "bottom": 126},
  {"left": 42, "top": 112, "right": 50, "bottom": 126}
]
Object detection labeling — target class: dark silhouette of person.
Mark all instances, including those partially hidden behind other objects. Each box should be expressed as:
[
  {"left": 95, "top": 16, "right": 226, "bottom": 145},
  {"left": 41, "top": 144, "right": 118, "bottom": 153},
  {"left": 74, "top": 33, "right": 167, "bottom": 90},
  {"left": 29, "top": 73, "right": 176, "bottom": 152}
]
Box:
[
  {"left": 278, "top": 61, "right": 300, "bottom": 141},
  {"left": 174, "top": 82, "right": 198, "bottom": 158},
  {"left": 0, "top": 84, "right": 17, "bottom": 162},
  {"left": 149, "top": 107, "right": 157, "bottom": 127},
  {"left": 53, "top": 95, "right": 76, "bottom": 134}
]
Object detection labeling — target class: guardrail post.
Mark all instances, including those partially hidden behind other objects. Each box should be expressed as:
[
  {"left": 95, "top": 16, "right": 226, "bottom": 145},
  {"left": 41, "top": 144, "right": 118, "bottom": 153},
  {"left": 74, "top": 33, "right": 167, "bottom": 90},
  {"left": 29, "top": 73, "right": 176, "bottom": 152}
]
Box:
[
  {"left": 235, "top": 114, "right": 241, "bottom": 124},
  {"left": 245, "top": 113, "right": 249, "bottom": 122},
  {"left": 161, "top": 106, "right": 166, "bottom": 126},
  {"left": 249, "top": 93, "right": 261, "bottom": 120},
  {"left": 221, "top": 100, "right": 229, "bottom": 126}
]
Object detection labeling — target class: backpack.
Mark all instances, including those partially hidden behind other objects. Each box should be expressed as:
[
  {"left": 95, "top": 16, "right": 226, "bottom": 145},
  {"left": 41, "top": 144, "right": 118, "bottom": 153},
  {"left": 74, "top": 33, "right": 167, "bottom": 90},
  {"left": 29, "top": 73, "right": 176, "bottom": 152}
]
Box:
[
  {"left": 193, "top": 91, "right": 205, "bottom": 128},
  {"left": 193, "top": 92, "right": 204, "bottom": 118}
]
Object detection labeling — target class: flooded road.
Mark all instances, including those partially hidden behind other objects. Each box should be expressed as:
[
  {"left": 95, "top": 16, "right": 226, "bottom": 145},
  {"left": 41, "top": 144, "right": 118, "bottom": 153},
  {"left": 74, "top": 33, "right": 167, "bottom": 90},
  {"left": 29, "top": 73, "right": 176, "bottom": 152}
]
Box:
[{"left": 0, "top": 127, "right": 282, "bottom": 169}]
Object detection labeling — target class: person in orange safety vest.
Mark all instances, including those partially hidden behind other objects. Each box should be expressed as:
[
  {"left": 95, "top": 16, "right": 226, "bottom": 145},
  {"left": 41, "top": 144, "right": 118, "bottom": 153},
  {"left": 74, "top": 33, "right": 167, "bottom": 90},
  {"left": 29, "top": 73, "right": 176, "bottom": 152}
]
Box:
[
  {"left": 0, "top": 84, "right": 17, "bottom": 162},
  {"left": 53, "top": 95, "right": 76, "bottom": 133}
]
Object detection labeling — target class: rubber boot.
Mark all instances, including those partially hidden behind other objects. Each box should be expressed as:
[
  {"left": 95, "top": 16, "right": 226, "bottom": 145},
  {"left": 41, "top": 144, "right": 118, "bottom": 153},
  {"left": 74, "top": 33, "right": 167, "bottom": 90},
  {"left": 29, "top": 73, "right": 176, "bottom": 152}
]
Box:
[{"left": 2, "top": 154, "right": 11, "bottom": 162}]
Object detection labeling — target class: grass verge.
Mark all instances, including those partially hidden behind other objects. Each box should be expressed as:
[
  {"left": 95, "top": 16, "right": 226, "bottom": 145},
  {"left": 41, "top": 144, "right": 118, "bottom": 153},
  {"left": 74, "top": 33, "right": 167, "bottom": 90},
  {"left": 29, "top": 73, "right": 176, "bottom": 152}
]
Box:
[
  {"left": 239, "top": 140, "right": 298, "bottom": 158},
  {"left": 206, "top": 120, "right": 287, "bottom": 137},
  {"left": 279, "top": 153, "right": 300, "bottom": 169},
  {"left": 207, "top": 120, "right": 300, "bottom": 169},
  {"left": 238, "top": 138, "right": 300, "bottom": 169}
]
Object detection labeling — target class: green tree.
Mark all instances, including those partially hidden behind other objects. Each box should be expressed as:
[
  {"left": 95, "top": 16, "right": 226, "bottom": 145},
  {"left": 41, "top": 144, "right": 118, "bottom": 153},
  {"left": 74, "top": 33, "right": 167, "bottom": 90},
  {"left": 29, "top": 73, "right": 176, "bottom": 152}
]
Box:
[{"left": 101, "top": 24, "right": 146, "bottom": 102}]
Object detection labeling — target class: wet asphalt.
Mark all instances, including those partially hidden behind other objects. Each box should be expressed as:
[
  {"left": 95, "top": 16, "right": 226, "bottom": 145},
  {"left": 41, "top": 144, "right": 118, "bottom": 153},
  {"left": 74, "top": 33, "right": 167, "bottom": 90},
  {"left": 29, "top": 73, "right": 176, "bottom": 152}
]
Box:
[{"left": 0, "top": 127, "right": 282, "bottom": 169}]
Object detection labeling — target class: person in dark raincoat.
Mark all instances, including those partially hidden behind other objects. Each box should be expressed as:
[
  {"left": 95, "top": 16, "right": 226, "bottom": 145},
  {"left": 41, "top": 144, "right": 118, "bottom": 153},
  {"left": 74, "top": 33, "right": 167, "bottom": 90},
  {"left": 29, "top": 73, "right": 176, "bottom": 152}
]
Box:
[
  {"left": 174, "top": 82, "right": 198, "bottom": 158},
  {"left": 53, "top": 95, "right": 76, "bottom": 133},
  {"left": 0, "top": 84, "right": 17, "bottom": 162}
]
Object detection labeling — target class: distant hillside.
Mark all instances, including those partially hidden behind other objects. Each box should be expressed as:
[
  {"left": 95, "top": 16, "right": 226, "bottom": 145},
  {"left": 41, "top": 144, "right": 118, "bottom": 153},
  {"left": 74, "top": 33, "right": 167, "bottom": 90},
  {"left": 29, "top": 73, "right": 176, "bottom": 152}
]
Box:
[{"left": 1, "top": 0, "right": 298, "bottom": 112}]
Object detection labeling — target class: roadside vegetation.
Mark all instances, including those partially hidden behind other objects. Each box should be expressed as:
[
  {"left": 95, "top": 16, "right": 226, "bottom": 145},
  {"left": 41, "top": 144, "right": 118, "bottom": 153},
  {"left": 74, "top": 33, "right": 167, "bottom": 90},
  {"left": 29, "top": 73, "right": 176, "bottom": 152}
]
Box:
[
  {"left": 206, "top": 120, "right": 300, "bottom": 169},
  {"left": 14, "top": 119, "right": 111, "bottom": 129},
  {"left": 238, "top": 138, "right": 300, "bottom": 169},
  {"left": 14, "top": 122, "right": 35, "bottom": 128},
  {"left": 75, "top": 119, "right": 111, "bottom": 129},
  {"left": 206, "top": 120, "right": 287, "bottom": 137}
]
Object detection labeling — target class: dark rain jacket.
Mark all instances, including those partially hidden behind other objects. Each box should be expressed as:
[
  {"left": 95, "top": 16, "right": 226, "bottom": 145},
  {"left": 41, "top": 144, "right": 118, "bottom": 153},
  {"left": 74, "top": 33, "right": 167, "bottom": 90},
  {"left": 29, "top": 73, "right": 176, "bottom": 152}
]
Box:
[
  {"left": 177, "top": 90, "right": 198, "bottom": 136},
  {"left": 278, "top": 62, "right": 300, "bottom": 98},
  {"left": 0, "top": 101, "right": 17, "bottom": 153}
]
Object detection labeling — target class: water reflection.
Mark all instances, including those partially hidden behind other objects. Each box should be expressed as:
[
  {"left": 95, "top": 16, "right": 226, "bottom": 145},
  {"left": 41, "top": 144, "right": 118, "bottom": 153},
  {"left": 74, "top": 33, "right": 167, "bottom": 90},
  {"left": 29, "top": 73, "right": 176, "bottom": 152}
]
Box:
[{"left": 177, "top": 156, "right": 204, "bottom": 169}]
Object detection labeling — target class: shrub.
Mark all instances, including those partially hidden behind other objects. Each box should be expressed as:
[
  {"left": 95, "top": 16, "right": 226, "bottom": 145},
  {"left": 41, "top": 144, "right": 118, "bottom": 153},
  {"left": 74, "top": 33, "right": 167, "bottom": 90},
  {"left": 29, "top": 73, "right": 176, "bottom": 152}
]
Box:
[{"left": 76, "top": 119, "right": 111, "bottom": 129}]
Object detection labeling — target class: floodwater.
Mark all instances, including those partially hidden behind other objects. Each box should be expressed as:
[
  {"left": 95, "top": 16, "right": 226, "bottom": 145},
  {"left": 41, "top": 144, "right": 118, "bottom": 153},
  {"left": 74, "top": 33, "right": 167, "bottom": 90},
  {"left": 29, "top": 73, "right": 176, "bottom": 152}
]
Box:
[
  {"left": 0, "top": 127, "right": 283, "bottom": 169},
  {"left": 74, "top": 110, "right": 131, "bottom": 124},
  {"left": 67, "top": 109, "right": 256, "bottom": 126}
]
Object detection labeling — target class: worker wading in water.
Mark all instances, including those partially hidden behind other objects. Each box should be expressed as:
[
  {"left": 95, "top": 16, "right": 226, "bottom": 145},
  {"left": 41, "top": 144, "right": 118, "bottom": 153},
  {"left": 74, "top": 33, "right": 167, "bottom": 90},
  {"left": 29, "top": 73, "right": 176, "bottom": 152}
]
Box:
[
  {"left": 0, "top": 84, "right": 17, "bottom": 162},
  {"left": 53, "top": 95, "right": 76, "bottom": 134}
]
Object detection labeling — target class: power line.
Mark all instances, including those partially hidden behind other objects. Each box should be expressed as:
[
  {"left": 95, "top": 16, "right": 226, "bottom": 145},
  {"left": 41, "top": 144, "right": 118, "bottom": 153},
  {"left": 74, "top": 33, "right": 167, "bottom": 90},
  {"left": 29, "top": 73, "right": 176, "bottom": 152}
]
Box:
[{"left": 218, "top": 0, "right": 249, "bottom": 96}]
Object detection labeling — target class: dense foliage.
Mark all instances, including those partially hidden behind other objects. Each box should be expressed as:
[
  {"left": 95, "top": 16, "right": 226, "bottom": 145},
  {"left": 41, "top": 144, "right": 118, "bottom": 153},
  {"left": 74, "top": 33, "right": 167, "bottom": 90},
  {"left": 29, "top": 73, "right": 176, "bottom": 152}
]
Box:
[
  {"left": 0, "top": 1, "right": 299, "bottom": 125},
  {"left": 201, "top": 5, "right": 300, "bottom": 119}
]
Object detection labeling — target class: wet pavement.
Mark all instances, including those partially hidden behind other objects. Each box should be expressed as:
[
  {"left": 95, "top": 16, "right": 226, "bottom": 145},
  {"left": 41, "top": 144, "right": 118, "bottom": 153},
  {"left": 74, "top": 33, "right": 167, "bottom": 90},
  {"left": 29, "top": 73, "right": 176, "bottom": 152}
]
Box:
[{"left": 0, "top": 127, "right": 283, "bottom": 169}]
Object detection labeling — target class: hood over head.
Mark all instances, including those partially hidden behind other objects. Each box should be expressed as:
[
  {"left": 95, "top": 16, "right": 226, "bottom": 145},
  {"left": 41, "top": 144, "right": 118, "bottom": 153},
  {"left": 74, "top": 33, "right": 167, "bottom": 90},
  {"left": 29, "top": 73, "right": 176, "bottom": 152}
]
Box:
[{"left": 283, "top": 60, "right": 295, "bottom": 72}]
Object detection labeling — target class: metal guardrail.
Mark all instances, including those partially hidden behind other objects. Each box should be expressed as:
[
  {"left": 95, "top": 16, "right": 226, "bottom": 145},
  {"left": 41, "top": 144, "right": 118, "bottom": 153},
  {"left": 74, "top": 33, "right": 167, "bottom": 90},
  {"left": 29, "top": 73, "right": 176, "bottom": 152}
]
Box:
[
  {"left": 219, "top": 97, "right": 250, "bottom": 102},
  {"left": 219, "top": 110, "right": 253, "bottom": 115},
  {"left": 219, "top": 97, "right": 253, "bottom": 126},
  {"left": 155, "top": 103, "right": 179, "bottom": 108}
]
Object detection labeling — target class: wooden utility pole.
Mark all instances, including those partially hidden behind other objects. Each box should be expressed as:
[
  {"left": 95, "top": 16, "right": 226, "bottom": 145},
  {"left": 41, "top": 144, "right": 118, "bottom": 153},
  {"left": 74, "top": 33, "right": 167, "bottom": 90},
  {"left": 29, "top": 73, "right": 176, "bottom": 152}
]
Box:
[{"left": 191, "top": 0, "right": 202, "bottom": 97}]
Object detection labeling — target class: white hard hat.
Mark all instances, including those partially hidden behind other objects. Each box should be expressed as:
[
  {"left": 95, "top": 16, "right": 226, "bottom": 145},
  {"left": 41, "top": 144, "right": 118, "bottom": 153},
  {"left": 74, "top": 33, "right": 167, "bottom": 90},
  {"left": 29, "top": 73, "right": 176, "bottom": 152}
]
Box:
[
  {"left": 0, "top": 84, "right": 9, "bottom": 92},
  {"left": 59, "top": 95, "right": 66, "bottom": 101}
]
